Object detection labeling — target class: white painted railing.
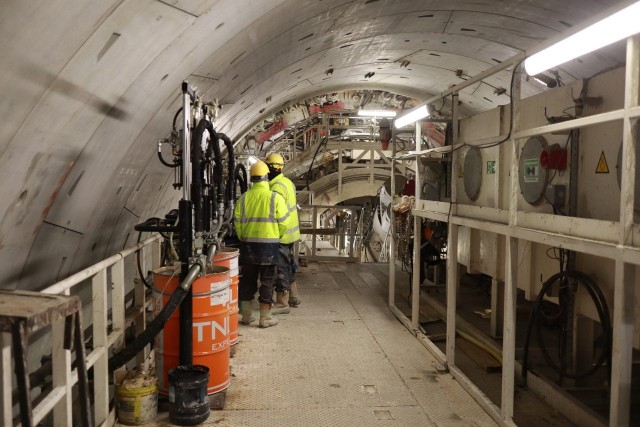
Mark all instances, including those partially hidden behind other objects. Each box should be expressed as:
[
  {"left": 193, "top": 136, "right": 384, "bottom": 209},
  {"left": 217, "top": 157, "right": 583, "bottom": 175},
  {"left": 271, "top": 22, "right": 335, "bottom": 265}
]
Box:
[{"left": 0, "top": 234, "right": 161, "bottom": 427}]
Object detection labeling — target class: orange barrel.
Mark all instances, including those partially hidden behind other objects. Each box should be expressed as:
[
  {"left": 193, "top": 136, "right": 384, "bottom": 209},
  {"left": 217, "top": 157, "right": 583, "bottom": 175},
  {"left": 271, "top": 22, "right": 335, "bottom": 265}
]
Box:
[
  {"left": 212, "top": 248, "right": 240, "bottom": 346},
  {"left": 153, "top": 266, "right": 232, "bottom": 395}
]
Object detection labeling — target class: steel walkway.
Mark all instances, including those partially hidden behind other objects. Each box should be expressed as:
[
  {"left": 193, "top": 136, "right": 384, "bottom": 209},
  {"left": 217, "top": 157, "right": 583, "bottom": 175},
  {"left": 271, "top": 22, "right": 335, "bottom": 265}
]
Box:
[{"left": 150, "top": 262, "right": 497, "bottom": 426}]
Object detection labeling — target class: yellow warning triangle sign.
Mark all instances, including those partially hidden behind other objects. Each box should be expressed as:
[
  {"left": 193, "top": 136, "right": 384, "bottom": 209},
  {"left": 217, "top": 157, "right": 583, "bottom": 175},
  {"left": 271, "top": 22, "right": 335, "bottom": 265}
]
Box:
[{"left": 596, "top": 151, "right": 609, "bottom": 173}]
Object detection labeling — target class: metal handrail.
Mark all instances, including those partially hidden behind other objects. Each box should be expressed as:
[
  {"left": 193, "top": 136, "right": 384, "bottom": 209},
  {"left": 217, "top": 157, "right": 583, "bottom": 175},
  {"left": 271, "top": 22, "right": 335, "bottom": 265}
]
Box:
[
  {"left": 43, "top": 234, "right": 161, "bottom": 295},
  {"left": 2, "top": 233, "right": 161, "bottom": 427}
]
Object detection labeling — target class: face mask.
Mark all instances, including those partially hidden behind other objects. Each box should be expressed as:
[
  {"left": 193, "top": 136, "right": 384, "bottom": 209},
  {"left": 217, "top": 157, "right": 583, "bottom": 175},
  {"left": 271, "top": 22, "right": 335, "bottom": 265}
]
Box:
[{"left": 268, "top": 168, "right": 281, "bottom": 180}]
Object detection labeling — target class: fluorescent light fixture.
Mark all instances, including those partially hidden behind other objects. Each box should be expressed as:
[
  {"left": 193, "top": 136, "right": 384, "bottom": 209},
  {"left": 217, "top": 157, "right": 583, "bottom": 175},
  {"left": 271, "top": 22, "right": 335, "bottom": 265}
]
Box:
[
  {"left": 248, "top": 155, "right": 258, "bottom": 165},
  {"left": 525, "top": 1, "right": 640, "bottom": 75},
  {"left": 394, "top": 105, "right": 429, "bottom": 128},
  {"left": 357, "top": 109, "right": 397, "bottom": 118}
]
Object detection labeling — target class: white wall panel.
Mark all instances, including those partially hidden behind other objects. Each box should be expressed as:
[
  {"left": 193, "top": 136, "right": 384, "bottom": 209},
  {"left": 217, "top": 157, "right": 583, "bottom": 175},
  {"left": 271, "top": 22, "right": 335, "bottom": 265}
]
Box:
[
  {"left": 0, "top": 0, "right": 121, "bottom": 154},
  {"left": 163, "top": 0, "right": 220, "bottom": 16},
  {"left": 16, "top": 223, "right": 82, "bottom": 291},
  {"left": 43, "top": 0, "right": 194, "bottom": 232}
]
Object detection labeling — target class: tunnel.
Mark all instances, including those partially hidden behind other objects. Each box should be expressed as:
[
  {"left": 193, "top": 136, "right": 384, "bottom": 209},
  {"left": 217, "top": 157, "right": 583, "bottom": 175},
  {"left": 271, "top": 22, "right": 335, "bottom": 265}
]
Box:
[{"left": 1, "top": 1, "right": 639, "bottom": 426}]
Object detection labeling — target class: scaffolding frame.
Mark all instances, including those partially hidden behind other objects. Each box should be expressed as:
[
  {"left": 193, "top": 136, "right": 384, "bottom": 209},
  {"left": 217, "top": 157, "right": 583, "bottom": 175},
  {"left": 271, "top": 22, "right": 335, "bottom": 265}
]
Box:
[{"left": 388, "top": 31, "right": 639, "bottom": 427}]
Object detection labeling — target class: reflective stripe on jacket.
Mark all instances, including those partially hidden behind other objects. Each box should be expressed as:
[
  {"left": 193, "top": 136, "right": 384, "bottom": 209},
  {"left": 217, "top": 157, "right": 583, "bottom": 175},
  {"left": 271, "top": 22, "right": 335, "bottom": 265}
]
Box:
[
  {"left": 233, "top": 181, "right": 288, "bottom": 264},
  {"left": 269, "top": 173, "right": 300, "bottom": 244}
]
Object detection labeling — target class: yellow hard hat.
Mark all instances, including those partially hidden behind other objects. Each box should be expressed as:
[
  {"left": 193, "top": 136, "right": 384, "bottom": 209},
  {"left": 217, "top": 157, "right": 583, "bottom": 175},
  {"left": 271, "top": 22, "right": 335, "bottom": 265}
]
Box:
[
  {"left": 265, "top": 153, "right": 285, "bottom": 167},
  {"left": 250, "top": 160, "right": 269, "bottom": 177}
]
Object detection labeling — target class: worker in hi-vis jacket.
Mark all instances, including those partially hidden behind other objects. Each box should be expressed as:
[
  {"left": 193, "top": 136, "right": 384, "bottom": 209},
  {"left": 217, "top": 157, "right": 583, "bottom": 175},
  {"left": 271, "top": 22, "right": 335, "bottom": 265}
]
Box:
[
  {"left": 265, "top": 153, "right": 301, "bottom": 315},
  {"left": 234, "top": 160, "right": 289, "bottom": 328}
]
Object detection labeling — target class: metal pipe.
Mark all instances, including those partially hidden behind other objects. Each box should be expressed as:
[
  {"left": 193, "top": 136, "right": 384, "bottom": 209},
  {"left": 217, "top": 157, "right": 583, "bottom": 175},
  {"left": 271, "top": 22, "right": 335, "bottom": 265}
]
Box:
[
  {"left": 178, "top": 199, "right": 194, "bottom": 366},
  {"left": 134, "top": 224, "right": 178, "bottom": 233},
  {"left": 182, "top": 82, "right": 192, "bottom": 201},
  {"left": 180, "top": 263, "right": 202, "bottom": 291},
  {"left": 389, "top": 125, "right": 396, "bottom": 307},
  {"left": 206, "top": 242, "right": 218, "bottom": 267}
]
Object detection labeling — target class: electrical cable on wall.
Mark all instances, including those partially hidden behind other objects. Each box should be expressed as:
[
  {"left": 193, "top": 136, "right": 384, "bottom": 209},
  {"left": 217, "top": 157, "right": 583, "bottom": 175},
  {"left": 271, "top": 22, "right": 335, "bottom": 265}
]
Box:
[{"left": 443, "top": 58, "right": 526, "bottom": 155}]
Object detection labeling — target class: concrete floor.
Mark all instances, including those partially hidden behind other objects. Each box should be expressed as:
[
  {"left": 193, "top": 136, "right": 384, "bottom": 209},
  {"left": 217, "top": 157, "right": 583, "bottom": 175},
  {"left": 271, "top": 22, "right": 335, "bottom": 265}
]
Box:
[{"left": 146, "top": 262, "right": 497, "bottom": 426}]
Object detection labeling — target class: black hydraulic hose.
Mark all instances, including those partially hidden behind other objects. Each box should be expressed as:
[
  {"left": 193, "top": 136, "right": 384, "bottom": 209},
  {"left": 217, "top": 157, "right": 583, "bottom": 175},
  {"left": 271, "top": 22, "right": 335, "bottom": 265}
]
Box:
[
  {"left": 172, "top": 107, "right": 183, "bottom": 132},
  {"left": 158, "top": 147, "right": 179, "bottom": 168},
  {"left": 192, "top": 119, "right": 207, "bottom": 232},
  {"left": 203, "top": 194, "right": 212, "bottom": 232},
  {"left": 135, "top": 216, "right": 175, "bottom": 288},
  {"left": 204, "top": 122, "right": 224, "bottom": 205},
  {"left": 218, "top": 133, "right": 235, "bottom": 206},
  {"left": 521, "top": 270, "right": 612, "bottom": 386},
  {"left": 136, "top": 232, "right": 152, "bottom": 289},
  {"left": 234, "top": 163, "right": 248, "bottom": 196},
  {"left": 306, "top": 136, "right": 328, "bottom": 190},
  {"left": 108, "top": 263, "right": 202, "bottom": 372}
]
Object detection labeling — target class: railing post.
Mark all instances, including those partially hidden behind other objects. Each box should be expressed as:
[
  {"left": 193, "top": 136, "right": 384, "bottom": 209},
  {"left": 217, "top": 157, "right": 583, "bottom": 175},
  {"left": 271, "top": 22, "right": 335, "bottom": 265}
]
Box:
[
  {"left": 610, "top": 34, "right": 640, "bottom": 427},
  {"left": 446, "top": 93, "right": 460, "bottom": 368},
  {"left": 312, "top": 207, "right": 318, "bottom": 258},
  {"left": 92, "top": 269, "right": 109, "bottom": 425},
  {"left": 152, "top": 238, "right": 162, "bottom": 270},
  {"left": 136, "top": 247, "right": 148, "bottom": 369},
  {"left": 502, "top": 63, "right": 522, "bottom": 423},
  {"left": 52, "top": 289, "right": 71, "bottom": 427},
  {"left": 338, "top": 140, "right": 343, "bottom": 196},
  {"left": 349, "top": 209, "right": 355, "bottom": 258},
  {"left": 111, "top": 259, "right": 126, "bottom": 355},
  {"left": 411, "top": 215, "right": 421, "bottom": 329},
  {"left": 0, "top": 332, "right": 11, "bottom": 426}
]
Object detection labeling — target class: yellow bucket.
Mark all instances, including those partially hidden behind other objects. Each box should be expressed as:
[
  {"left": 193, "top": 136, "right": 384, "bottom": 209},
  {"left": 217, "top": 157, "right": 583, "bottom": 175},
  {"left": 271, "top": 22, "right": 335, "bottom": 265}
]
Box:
[{"left": 115, "top": 382, "right": 158, "bottom": 425}]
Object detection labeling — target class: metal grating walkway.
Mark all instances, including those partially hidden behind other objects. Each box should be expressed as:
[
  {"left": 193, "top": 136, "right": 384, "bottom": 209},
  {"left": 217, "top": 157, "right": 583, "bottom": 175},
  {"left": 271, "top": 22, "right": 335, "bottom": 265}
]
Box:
[{"left": 148, "top": 262, "right": 497, "bottom": 426}]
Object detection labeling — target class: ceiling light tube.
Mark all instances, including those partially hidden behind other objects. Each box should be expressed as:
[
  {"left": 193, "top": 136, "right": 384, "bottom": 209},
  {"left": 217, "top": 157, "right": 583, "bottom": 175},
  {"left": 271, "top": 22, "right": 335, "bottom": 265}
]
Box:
[
  {"left": 394, "top": 105, "right": 429, "bottom": 128},
  {"left": 525, "top": 1, "right": 640, "bottom": 76},
  {"left": 357, "top": 109, "right": 397, "bottom": 118}
]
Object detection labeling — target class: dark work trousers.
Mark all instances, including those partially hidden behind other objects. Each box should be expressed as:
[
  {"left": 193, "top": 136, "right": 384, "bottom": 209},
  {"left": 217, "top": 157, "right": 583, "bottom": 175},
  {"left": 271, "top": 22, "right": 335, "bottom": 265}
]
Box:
[
  {"left": 239, "top": 264, "right": 277, "bottom": 304},
  {"left": 274, "top": 243, "right": 295, "bottom": 292}
]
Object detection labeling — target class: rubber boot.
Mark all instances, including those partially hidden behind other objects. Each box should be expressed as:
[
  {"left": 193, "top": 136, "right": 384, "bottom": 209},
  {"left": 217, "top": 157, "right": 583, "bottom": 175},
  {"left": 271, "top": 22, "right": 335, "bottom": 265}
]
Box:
[
  {"left": 239, "top": 301, "right": 255, "bottom": 325},
  {"left": 271, "top": 291, "right": 291, "bottom": 315},
  {"left": 258, "top": 303, "right": 279, "bottom": 328},
  {"left": 288, "top": 282, "right": 301, "bottom": 307}
]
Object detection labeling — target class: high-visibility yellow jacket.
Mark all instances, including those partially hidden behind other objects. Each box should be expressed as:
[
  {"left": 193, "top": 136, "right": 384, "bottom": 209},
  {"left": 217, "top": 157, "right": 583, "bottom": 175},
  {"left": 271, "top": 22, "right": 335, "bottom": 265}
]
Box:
[
  {"left": 269, "top": 173, "right": 300, "bottom": 244},
  {"left": 234, "top": 181, "right": 288, "bottom": 264}
]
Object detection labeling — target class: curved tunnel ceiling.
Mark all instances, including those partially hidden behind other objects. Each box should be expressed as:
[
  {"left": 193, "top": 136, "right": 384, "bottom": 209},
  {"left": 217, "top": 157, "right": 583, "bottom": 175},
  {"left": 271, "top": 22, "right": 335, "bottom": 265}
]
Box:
[{"left": 0, "top": 0, "right": 629, "bottom": 290}]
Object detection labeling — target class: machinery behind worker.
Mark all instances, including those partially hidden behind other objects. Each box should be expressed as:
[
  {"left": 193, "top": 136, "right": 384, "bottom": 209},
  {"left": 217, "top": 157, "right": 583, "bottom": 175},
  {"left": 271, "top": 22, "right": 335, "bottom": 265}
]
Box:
[{"left": 109, "top": 82, "right": 248, "bottom": 404}]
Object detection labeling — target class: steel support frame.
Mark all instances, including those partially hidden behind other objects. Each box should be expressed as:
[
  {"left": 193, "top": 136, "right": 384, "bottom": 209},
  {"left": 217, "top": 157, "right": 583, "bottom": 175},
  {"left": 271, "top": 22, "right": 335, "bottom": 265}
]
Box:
[
  {"left": 610, "top": 35, "right": 640, "bottom": 427},
  {"left": 389, "top": 126, "right": 397, "bottom": 307},
  {"left": 446, "top": 93, "right": 460, "bottom": 367},
  {"left": 411, "top": 121, "right": 422, "bottom": 329},
  {"left": 389, "top": 34, "right": 640, "bottom": 427}
]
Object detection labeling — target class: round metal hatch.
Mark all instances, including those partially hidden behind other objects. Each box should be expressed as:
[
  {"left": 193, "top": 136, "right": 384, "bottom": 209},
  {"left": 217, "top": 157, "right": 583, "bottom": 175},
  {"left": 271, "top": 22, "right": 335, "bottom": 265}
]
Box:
[
  {"left": 519, "top": 136, "right": 549, "bottom": 205},
  {"left": 463, "top": 147, "right": 482, "bottom": 201}
]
